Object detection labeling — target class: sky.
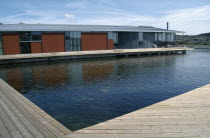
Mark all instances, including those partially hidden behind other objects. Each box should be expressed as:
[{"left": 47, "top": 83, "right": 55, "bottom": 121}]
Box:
[{"left": 0, "top": 0, "right": 210, "bottom": 35}]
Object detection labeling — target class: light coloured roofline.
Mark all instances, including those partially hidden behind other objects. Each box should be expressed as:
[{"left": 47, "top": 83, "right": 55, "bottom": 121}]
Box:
[
  {"left": 0, "top": 24, "right": 185, "bottom": 33},
  {"left": 0, "top": 30, "right": 184, "bottom": 33},
  {"left": 0, "top": 23, "right": 156, "bottom": 28},
  {"left": 0, "top": 30, "right": 185, "bottom": 33}
]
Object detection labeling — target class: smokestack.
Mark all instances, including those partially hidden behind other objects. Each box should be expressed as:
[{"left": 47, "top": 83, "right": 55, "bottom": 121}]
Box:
[{"left": 167, "top": 22, "right": 169, "bottom": 30}]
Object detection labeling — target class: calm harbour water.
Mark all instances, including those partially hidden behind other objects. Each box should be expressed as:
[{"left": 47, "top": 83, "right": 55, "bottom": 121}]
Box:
[{"left": 0, "top": 49, "right": 210, "bottom": 131}]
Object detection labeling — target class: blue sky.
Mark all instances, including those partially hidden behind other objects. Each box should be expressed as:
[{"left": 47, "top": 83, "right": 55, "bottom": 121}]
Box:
[{"left": 0, "top": 0, "right": 210, "bottom": 35}]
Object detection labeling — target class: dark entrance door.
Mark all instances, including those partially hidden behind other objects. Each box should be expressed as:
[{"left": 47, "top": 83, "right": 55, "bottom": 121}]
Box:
[{"left": 20, "top": 42, "right": 31, "bottom": 54}]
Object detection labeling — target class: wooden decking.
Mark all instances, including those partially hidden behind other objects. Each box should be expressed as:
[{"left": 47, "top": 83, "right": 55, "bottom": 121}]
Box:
[
  {"left": 1, "top": 78, "right": 210, "bottom": 138},
  {"left": 0, "top": 79, "right": 71, "bottom": 138}
]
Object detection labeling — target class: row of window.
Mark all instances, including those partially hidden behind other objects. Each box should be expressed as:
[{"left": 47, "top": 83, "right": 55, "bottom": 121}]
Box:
[
  {"left": 19, "top": 32, "right": 175, "bottom": 43},
  {"left": 155, "top": 33, "right": 175, "bottom": 42}
]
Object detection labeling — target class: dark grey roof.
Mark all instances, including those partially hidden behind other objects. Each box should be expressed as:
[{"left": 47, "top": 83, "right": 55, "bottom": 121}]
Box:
[{"left": 0, "top": 24, "right": 184, "bottom": 33}]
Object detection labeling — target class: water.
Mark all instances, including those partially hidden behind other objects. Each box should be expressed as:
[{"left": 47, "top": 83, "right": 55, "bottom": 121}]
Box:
[{"left": 0, "top": 50, "right": 210, "bottom": 131}]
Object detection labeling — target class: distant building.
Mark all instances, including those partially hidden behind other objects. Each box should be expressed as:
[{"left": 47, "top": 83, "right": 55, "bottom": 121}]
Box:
[{"left": 0, "top": 24, "right": 184, "bottom": 55}]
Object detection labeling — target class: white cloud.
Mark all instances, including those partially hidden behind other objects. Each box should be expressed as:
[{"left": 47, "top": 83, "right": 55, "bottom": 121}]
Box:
[
  {"left": 74, "top": 4, "right": 210, "bottom": 35},
  {"left": 152, "top": 5, "right": 210, "bottom": 35},
  {"left": 0, "top": 4, "right": 210, "bottom": 35},
  {"left": 64, "top": 13, "right": 76, "bottom": 19}
]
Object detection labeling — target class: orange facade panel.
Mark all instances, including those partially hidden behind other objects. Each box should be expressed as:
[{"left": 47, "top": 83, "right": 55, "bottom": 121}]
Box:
[
  {"left": 108, "top": 39, "right": 114, "bottom": 50},
  {"left": 31, "top": 42, "right": 42, "bottom": 53},
  {"left": 2, "top": 33, "right": 20, "bottom": 55},
  {"left": 42, "top": 33, "right": 65, "bottom": 53},
  {"left": 82, "top": 33, "right": 108, "bottom": 51}
]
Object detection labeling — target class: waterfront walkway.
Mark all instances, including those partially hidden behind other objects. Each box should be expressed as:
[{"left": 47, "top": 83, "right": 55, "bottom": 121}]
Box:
[
  {"left": 0, "top": 48, "right": 190, "bottom": 65},
  {"left": 1, "top": 78, "right": 210, "bottom": 138}
]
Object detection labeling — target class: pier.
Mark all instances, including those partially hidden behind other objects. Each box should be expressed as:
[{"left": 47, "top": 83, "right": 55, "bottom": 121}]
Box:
[
  {"left": 0, "top": 48, "right": 190, "bottom": 65},
  {"left": 1, "top": 78, "right": 210, "bottom": 137}
]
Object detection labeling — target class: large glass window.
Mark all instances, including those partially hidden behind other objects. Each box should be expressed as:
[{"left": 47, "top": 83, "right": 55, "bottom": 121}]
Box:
[
  {"left": 108, "top": 32, "right": 118, "bottom": 42},
  {"left": 139, "top": 32, "right": 143, "bottom": 41},
  {"left": 113, "top": 32, "right": 118, "bottom": 43},
  {"left": 162, "top": 33, "right": 166, "bottom": 41},
  {"left": 0, "top": 33, "right": 3, "bottom": 55},
  {"left": 109, "top": 32, "right": 118, "bottom": 48},
  {"left": 155, "top": 33, "right": 158, "bottom": 41},
  {"left": 167, "top": 33, "right": 174, "bottom": 42},
  {"left": 65, "top": 31, "right": 81, "bottom": 51},
  {"left": 108, "top": 32, "right": 113, "bottom": 39},
  {"left": 158, "top": 33, "right": 162, "bottom": 41},
  {"left": 171, "top": 33, "right": 175, "bottom": 42}
]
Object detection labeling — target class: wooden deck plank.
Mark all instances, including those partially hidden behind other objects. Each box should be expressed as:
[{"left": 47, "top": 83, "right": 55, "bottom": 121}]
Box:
[
  {"left": 0, "top": 81, "right": 68, "bottom": 137},
  {"left": 0, "top": 79, "right": 71, "bottom": 135},
  {"left": 0, "top": 90, "right": 43, "bottom": 138},
  {"left": 0, "top": 84, "right": 56, "bottom": 138},
  {"left": 0, "top": 116, "right": 12, "bottom": 138},
  {"left": 0, "top": 103, "right": 23, "bottom": 138}
]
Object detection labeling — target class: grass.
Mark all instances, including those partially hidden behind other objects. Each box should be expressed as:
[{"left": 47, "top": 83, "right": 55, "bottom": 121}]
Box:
[{"left": 187, "top": 44, "right": 210, "bottom": 47}]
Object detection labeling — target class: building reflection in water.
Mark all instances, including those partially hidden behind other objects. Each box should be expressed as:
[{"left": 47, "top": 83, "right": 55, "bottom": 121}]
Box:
[
  {"left": 6, "top": 68, "right": 24, "bottom": 91},
  {"left": 2, "top": 59, "right": 116, "bottom": 93},
  {"left": 0, "top": 56, "right": 177, "bottom": 94}
]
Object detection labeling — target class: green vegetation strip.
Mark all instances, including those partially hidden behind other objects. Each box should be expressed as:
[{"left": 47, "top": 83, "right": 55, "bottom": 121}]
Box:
[{"left": 187, "top": 45, "right": 210, "bottom": 47}]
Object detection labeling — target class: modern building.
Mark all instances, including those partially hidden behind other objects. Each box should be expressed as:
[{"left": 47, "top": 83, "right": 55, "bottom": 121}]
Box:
[{"left": 0, "top": 24, "right": 184, "bottom": 55}]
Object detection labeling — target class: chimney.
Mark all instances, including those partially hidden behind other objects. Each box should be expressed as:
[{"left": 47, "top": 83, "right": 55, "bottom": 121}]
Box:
[{"left": 167, "top": 22, "right": 169, "bottom": 30}]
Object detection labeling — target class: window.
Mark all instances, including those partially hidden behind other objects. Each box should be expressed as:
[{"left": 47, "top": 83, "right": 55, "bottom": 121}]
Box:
[
  {"left": 0, "top": 33, "right": 3, "bottom": 55},
  {"left": 31, "top": 32, "right": 41, "bottom": 41},
  {"left": 65, "top": 31, "right": 81, "bottom": 51},
  {"left": 155, "top": 33, "right": 158, "bottom": 41},
  {"left": 108, "top": 32, "right": 113, "bottom": 39},
  {"left": 19, "top": 32, "right": 30, "bottom": 41},
  {"left": 65, "top": 36, "right": 70, "bottom": 40},
  {"left": 171, "top": 33, "right": 175, "bottom": 42},
  {"left": 139, "top": 32, "right": 143, "bottom": 41},
  {"left": 162, "top": 33, "right": 166, "bottom": 41},
  {"left": 108, "top": 32, "right": 118, "bottom": 48},
  {"left": 113, "top": 33, "right": 118, "bottom": 43},
  {"left": 19, "top": 32, "right": 42, "bottom": 42},
  {"left": 158, "top": 33, "right": 162, "bottom": 41},
  {"left": 166, "top": 33, "right": 170, "bottom": 42}
]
